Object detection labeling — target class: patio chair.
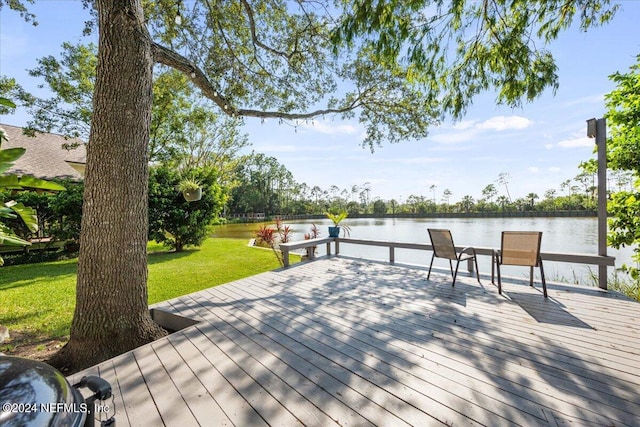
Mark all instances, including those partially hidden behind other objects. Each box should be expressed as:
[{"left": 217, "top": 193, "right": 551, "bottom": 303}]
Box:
[
  {"left": 492, "top": 231, "right": 547, "bottom": 298},
  {"left": 427, "top": 228, "right": 481, "bottom": 286}
]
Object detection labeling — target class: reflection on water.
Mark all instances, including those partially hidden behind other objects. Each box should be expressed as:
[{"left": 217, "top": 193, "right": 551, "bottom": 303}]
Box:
[
  {"left": 210, "top": 222, "right": 270, "bottom": 239},
  {"left": 213, "top": 217, "right": 636, "bottom": 284}
]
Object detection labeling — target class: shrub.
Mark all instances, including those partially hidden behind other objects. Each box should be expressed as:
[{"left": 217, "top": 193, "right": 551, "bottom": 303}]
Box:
[
  {"left": 148, "top": 165, "right": 226, "bottom": 251},
  {"left": 48, "top": 179, "right": 84, "bottom": 245}
]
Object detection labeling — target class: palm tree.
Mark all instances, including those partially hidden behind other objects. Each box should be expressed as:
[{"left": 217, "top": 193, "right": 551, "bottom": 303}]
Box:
[
  {"left": 544, "top": 189, "right": 557, "bottom": 211},
  {"left": 442, "top": 189, "right": 453, "bottom": 209},
  {"left": 350, "top": 184, "right": 360, "bottom": 203},
  {"left": 310, "top": 185, "right": 322, "bottom": 209},
  {"left": 360, "top": 182, "right": 371, "bottom": 208},
  {"left": 389, "top": 199, "right": 398, "bottom": 215},
  {"left": 460, "top": 195, "right": 475, "bottom": 213},
  {"left": 497, "top": 195, "right": 510, "bottom": 211},
  {"left": 482, "top": 183, "right": 497, "bottom": 204},
  {"left": 496, "top": 172, "right": 512, "bottom": 202}
]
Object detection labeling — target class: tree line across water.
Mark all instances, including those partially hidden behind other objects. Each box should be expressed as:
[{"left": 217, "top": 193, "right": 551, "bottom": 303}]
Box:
[{"left": 226, "top": 158, "right": 634, "bottom": 217}]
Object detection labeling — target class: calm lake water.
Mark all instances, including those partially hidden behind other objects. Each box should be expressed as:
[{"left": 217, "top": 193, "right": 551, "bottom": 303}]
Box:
[{"left": 212, "top": 217, "right": 636, "bottom": 285}]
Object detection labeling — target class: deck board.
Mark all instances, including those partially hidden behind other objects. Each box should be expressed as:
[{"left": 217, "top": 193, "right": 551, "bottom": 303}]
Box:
[
  {"left": 113, "top": 351, "right": 165, "bottom": 426},
  {"left": 97, "top": 360, "right": 131, "bottom": 426},
  {"left": 71, "top": 256, "right": 640, "bottom": 426},
  {"left": 148, "top": 337, "right": 227, "bottom": 426}
]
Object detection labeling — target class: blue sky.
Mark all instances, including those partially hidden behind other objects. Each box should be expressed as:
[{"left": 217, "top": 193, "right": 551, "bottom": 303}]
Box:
[{"left": 2, "top": 2, "right": 639, "bottom": 203}]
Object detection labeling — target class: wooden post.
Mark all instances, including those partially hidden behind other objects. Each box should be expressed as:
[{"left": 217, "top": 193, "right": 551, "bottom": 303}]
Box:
[
  {"left": 589, "top": 117, "right": 608, "bottom": 290},
  {"left": 389, "top": 246, "right": 395, "bottom": 264},
  {"left": 597, "top": 118, "right": 608, "bottom": 290},
  {"left": 282, "top": 247, "right": 290, "bottom": 268}
]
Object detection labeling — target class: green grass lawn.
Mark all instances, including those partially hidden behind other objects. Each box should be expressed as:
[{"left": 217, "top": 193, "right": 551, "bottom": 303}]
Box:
[{"left": 0, "top": 238, "right": 289, "bottom": 346}]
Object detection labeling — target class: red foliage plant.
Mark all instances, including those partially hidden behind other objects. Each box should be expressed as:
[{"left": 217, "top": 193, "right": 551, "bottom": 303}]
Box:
[
  {"left": 255, "top": 221, "right": 321, "bottom": 266},
  {"left": 304, "top": 223, "right": 320, "bottom": 240}
]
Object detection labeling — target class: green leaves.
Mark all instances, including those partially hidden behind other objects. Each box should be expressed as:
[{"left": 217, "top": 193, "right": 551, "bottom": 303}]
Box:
[
  {"left": 605, "top": 55, "right": 640, "bottom": 173},
  {"left": 0, "top": 174, "right": 66, "bottom": 191},
  {"left": 334, "top": 0, "right": 618, "bottom": 120},
  {"left": 0, "top": 221, "right": 31, "bottom": 247},
  {"left": 21, "top": 1, "right": 620, "bottom": 153},
  {"left": 604, "top": 53, "right": 640, "bottom": 287},
  {"left": 0, "top": 148, "right": 26, "bottom": 174},
  {"left": 0, "top": 117, "right": 66, "bottom": 263},
  {"left": 5, "top": 201, "right": 38, "bottom": 233},
  {"left": 0, "top": 130, "right": 67, "bottom": 192},
  {"left": 148, "top": 165, "right": 226, "bottom": 251},
  {"left": 0, "top": 201, "right": 36, "bottom": 252},
  {"left": 0, "top": 97, "right": 16, "bottom": 109}
]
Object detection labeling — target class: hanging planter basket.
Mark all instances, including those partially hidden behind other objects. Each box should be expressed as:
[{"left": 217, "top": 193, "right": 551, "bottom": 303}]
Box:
[
  {"left": 178, "top": 178, "right": 203, "bottom": 202},
  {"left": 182, "top": 187, "right": 202, "bottom": 202}
]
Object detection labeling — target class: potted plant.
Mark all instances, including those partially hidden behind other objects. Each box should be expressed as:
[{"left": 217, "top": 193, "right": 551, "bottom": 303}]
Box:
[
  {"left": 325, "top": 211, "right": 351, "bottom": 237},
  {"left": 178, "top": 178, "right": 202, "bottom": 202}
]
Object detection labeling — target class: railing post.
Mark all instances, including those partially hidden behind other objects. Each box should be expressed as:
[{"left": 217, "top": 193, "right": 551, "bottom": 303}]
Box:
[
  {"left": 390, "top": 245, "right": 395, "bottom": 264},
  {"left": 467, "top": 258, "right": 474, "bottom": 273},
  {"left": 335, "top": 239, "right": 340, "bottom": 255},
  {"left": 282, "top": 247, "right": 290, "bottom": 268}
]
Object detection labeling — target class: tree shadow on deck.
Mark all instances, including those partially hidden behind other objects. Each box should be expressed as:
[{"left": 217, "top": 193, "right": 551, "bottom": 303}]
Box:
[
  {"left": 503, "top": 291, "right": 593, "bottom": 328},
  {"left": 147, "top": 256, "right": 640, "bottom": 426}
]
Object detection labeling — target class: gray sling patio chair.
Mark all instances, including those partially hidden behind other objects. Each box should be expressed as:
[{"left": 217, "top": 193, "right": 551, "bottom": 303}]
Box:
[
  {"left": 427, "top": 228, "right": 481, "bottom": 286},
  {"left": 492, "top": 231, "right": 547, "bottom": 298}
]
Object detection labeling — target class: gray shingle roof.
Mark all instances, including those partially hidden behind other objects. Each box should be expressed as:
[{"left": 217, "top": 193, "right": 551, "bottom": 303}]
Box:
[{"left": 1, "top": 124, "right": 86, "bottom": 181}]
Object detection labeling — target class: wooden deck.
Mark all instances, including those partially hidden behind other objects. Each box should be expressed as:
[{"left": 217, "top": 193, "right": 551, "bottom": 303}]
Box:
[{"left": 70, "top": 256, "right": 640, "bottom": 426}]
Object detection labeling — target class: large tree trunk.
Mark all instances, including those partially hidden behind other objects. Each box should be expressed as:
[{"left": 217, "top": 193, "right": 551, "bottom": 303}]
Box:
[{"left": 50, "top": 0, "right": 166, "bottom": 374}]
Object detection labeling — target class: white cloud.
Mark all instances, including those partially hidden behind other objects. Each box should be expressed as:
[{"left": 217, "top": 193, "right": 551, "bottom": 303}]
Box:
[
  {"left": 398, "top": 156, "right": 447, "bottom": 165},
  {"left": 548, "top": 167, "right": 563, "bottom": 173},
  {"left": 564, "top": 94, "right": 605, "bottom": 107},
  {"left": 300, "top": 120, "right": 359, "bottom": 136},
  {"left": 452, "top": 120, "right": 477, "bottom": 130},
  {"left": 556, "top": 137, "right": 593, "bottom": 148},
  {"left": 430, "top": 129, "right": 477, "bottom": 144},
  {"left": 431, "top": 115, "right": 534, "bottom": 145},
  {"left": 528, "top": 167, "right": 540, "bottom": 173},
  {"left": 253, "top": 144, "right": 298, "bottom": 153},
  {"left": 477, "top": 115, "right": 533, "bottom": 131}
]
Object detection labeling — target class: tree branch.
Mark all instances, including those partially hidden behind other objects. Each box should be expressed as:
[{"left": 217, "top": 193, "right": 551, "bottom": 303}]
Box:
[
  {"left": 239, "top": 0, "right": 297, "bottom": 61},
  {"left": 151, "top": 41, "right": 361, "bottom": 120}
]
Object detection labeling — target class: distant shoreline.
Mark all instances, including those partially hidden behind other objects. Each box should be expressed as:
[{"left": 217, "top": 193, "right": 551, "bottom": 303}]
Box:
[{"left": 239, "top": 210, "right": 599, "bottom": 222}]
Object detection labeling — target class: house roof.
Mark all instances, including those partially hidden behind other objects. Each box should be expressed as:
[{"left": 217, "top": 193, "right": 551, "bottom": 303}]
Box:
[{"left": 1, "top": 124, "right": 86, "bottom": 181}]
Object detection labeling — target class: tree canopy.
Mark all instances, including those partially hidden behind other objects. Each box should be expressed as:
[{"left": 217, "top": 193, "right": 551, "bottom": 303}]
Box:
[
  {"left": 3, "top": 0, "right": 620, "bottom": 150},
  {"left": 334, "top": 0, "right": 618, "bottom": 119},
  {"left": 605, "top": 53, "right": 640, "bottom": 289}
]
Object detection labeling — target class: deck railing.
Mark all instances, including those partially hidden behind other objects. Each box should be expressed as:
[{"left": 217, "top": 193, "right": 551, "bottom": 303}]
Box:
[{"left": 279, "top": 237, "right": 616, "bottom": 288}]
